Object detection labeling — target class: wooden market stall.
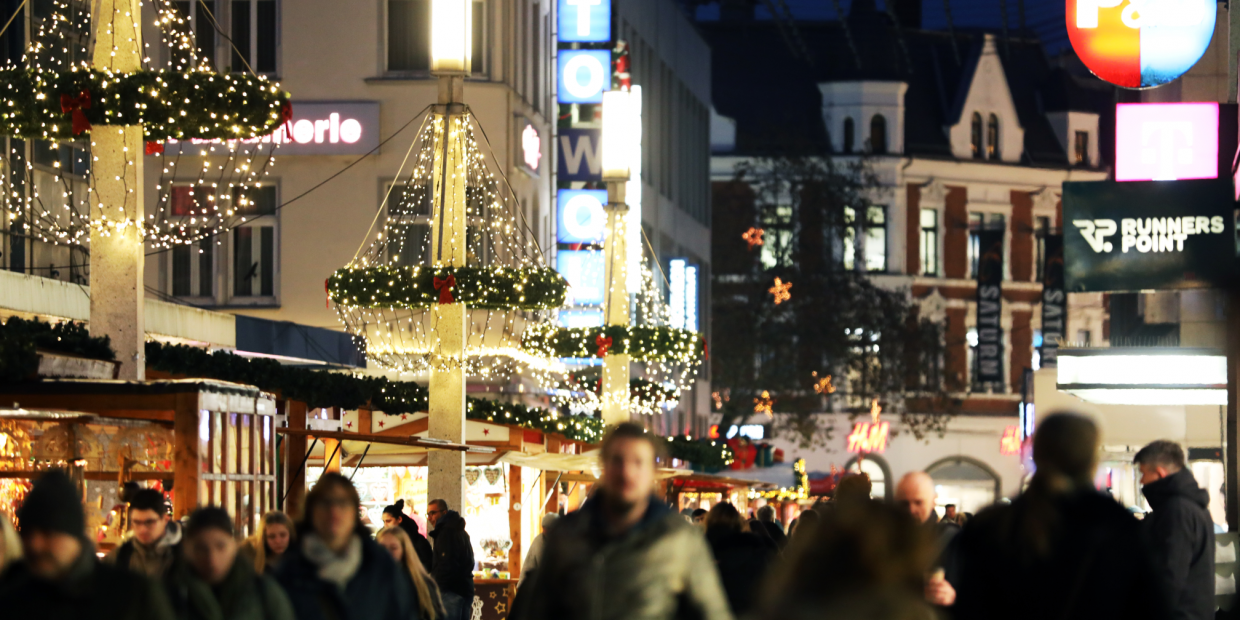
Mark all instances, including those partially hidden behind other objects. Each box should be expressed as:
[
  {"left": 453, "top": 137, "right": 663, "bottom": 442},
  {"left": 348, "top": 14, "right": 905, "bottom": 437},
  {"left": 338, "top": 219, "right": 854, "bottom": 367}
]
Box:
[{"left": 0, "top": 379, "right": 278, "bottom": 537}]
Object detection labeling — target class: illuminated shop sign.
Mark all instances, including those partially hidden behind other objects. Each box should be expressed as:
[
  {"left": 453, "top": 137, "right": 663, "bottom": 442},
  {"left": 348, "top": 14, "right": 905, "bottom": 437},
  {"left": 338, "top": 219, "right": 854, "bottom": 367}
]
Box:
[
  {"left": 556, "top": 249, "right": 606, "bottom": 305},
  {"left": 668, "top": 259, "right": 699, "bottom": 332},
  {"left": 558, "top": 50, "right": 611, "bottom": 104},
  {"left": 1115, "top": 103, "right": 1218, "bottom": 181},
  {"left": 847, "top": 421, "right": 889, "bottom": 454},
  {"left": 1067, "top": 0, "right": 1216, "bottom": 88},
  {"left": 557, "top": 189, "right": 608, "bottom": 244},
  {"left": 557, "top": 0, "right": 610, "bottom": 42},
  {"left": 517, "top": 117, "right": 542, "bottom": 174},
  {"left": 557, "top": 128, "right": 602, "bottom": 181},
  {"left": 1000, "top": 426, "right": 1022, "bottom": 455},
  {"left": 164, "top": 101, "right": 380, "bottom": 156},
  {"left": 1063, "top": 179, "right": 1234, "bottom": 292}
]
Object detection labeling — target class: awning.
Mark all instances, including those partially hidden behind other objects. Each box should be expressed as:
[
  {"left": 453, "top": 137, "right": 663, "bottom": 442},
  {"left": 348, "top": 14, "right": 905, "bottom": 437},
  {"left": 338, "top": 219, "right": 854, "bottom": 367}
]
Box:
[{"left": 498, "top": 450, "right": 600, "bottom": 472}]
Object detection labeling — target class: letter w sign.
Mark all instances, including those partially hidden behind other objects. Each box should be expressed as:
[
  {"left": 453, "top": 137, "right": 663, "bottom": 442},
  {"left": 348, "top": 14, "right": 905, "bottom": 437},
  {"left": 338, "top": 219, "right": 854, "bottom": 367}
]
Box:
[{"left": 558, "top": 128, "right": 602, "bottom": 181}]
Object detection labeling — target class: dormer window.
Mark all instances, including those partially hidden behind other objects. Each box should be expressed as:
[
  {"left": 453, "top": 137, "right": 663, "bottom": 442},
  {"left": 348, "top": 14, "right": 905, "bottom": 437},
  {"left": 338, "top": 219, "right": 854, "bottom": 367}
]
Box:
[
  {"left": 843, "top": 117, "right": 855, "bottom": 154},
  {"left": 870, "top": 115, "right": 887, "bottom": 154},
  {"left": 987, "top": 114, "right": 1000, "bottom": 160},
  {"left": 1074, "top": 131, "right": 1090, "bottom": 166},
  {"left": 971, "top": 112, "right": 983, "bottom": 159}
]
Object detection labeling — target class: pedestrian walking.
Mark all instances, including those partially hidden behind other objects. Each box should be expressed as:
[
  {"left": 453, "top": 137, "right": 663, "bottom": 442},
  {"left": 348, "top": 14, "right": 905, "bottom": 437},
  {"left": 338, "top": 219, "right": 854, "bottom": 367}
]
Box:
[
  {"left": 276, "top": 473, "right": 413, "bottom": 620},
  {"left": 758, "top": 497, "right": 936, "bottom": 620},
  {"left": 1134, "top": 440, "right": 1214, "bottom": 620},
  {"left": 105, "top": 488, "right": 184, "bottom": 580},
  {"left": 705, "top": 502, "right": 775, "bottom": 617},
  {"left": 382, "top": 499, "right": 434, "bottom": 575},
  {"left": 513, "top": 422, "right": 733, "bottom": 620},
  {"left": 425, "top": 498, "right": 475, "bottom": 620},
  {"left": 953, "top": 413, "right": 1169, "bottom": 620},
  {"left": 754, "top": 505, "right": 787, "bottom": 548},
  {"left": 517, "top": 513, "right": 557, "bottom": 587},
  {"left": 377, "top": 526, "right": 445, "bottom": 620},
  {"left": 894, "top": 471, "right": 959, "bottom": 608},
  {"left": 240, "top": 511, "right": 296, "bottom": 575},
  {"left": 0, "top": 469, "right": 175, "bottom": 620},
  {"left": 167, "top": 506, "right": 295, "bottom": 620}
]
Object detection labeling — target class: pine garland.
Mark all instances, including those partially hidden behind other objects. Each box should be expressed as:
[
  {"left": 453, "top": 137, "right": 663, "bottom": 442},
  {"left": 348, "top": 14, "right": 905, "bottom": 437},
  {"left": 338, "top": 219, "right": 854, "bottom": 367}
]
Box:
[
  {"left": 466, "top": 398, "right": 603, "bottom": 443},
  {"left": 0, "top": 67, "right": 290, "bottom": 141},
  {"left": 665, "top": 435, "right": 734, "bottom": 471},
  {"left": 522, "top": 324, "right": 704, "bottom": 363},
  {"left": 0, "top": 317, "right": 114, "bottom": 382},
  {"left": 329, "top": 265, "right": 568, "bottom": 311}
]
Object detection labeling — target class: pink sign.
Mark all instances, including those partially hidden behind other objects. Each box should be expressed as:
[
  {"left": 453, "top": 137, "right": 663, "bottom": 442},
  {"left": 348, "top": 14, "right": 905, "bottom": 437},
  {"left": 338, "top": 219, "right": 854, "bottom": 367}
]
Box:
[{"left": 1116, "top": 102, "right": 1217, "bottom": 182}]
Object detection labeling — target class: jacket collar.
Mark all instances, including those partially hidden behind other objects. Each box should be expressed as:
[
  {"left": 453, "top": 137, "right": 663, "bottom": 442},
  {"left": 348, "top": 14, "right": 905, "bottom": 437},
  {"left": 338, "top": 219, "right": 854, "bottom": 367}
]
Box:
[
  {"left": 1142, "top": 468, "right": 1209, "bottom": 511},
  {"left": 430, "top": 510, "right": 466, "bottom": 537},
  {"left": 582, "top": 492, "right": 673, "bottom": 541}
]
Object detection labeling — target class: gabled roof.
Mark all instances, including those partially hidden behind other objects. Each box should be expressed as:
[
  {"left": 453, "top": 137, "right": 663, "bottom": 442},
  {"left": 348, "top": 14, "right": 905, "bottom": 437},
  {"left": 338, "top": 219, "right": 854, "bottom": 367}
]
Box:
[{"left": 699, "top": 7, "right": 1116, "bottom": 166}]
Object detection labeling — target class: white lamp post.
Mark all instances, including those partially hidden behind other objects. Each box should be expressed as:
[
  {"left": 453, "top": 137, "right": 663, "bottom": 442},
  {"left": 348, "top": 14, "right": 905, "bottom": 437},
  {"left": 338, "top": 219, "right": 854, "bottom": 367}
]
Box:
[{"left": 600, "top": 90, "right": 633, "bottom": 425}]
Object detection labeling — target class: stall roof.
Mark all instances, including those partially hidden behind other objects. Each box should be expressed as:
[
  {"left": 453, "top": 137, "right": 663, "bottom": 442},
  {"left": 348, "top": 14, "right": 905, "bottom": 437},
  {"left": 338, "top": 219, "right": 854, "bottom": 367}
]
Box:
[
  {"left": 278, "top": 428, "right": 490, "bottom": 454},
  {"left": 0, "top": 378, "right": 277, "bottom": 418},
  {"left": 671, "top": 472, "right": 776, "bottom": 491}
]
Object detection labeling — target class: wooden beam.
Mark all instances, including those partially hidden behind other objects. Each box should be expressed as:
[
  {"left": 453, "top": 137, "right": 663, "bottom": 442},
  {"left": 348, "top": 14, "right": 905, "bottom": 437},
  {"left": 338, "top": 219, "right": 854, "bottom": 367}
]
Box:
[
  {"left": 0, "top": 470, "right": 173, "bottom": 481},
  {"left": 357, "top": 408, "right": 373, "bottom": 434},
  {"left": 508, "top": 465, "right": 522, "bottom": 579},
  {"left": 373, "top": 416, "right": 429, "bottom": 437},
  {"left": 322, "top": 438, "right": 342, "bottom": 475},
  {"left": 284, "top": 399, "right": 308, "bottom": 518},
  {"left": 172, "top": 392, "right": 199, "bottom": 520}
]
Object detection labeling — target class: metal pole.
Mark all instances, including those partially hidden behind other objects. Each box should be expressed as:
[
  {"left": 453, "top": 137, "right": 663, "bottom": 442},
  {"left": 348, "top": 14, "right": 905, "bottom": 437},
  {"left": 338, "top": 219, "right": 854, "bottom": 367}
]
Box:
[{"left": 282, "top": 437, "right": 319, "bottom": 504}]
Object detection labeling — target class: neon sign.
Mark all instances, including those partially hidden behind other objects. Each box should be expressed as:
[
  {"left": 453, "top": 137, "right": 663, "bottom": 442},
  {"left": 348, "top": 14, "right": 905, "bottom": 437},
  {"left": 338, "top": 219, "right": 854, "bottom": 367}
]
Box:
[
  {"left": 1000, "top": 425, "right": 1022, "bottom": 455},
  {"left": 1066, "top": 0, "right": 1215, "bottom": 89},
  {"left": 558, "top": 50, "right": 611, "bottom": 104},
  {"left": 520, "top": 120, "right": 542, "bottom": 173},
  {"left": 1115, "top": 103, "right": 1217, "bottom": 181},
  {"left": 163, "top": 101, "right": 380, "bottom": 156},
  {"left": 847, "top": 399, "right": 888, "bottom": 454},
  {"left": 557, "top": 189, "right": 608, "bottom": 244},
  {"left": 557, "top": 0, "right": 610, "bottom": 43}
]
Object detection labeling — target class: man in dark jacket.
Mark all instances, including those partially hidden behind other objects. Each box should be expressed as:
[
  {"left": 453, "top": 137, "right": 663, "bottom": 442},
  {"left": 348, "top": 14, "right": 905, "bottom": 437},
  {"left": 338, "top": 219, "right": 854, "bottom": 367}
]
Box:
[
  {"left": 0, "top": 469, "right": 174, "bottom": 620},
  {"left": 514, "top": 423, "right": 733, "bottom": 620},
  {"left": 955, "top": 413, "right": 1169, "bottom": 620},
  {"left": 105, "top": 488, "right": 184, "bottom": 580},
  {"left": 754, "top": 505, "right": 787, "bottom": 548},
  {"left": 895, "top": 471, "right": 959, "bottom": 608},
  {"left": 1135, "top": 440, "right": 1215, "bottom": 620},
  {"left": 427, "top": 499, "right": 475, "bottom": 620}
]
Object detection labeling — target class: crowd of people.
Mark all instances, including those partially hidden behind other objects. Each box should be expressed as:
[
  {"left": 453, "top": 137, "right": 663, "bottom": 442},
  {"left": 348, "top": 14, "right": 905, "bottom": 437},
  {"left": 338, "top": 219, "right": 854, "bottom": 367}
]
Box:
[{"left": 0, "top": 413, "right": 1220, "bottom": 620}]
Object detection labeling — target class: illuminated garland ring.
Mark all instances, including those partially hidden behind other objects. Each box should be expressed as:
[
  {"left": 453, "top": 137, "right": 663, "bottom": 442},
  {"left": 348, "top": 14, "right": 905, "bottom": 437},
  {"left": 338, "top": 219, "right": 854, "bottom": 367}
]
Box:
[
  {"left": 0, "top": 67, "right": 290, "bottom": 140},
  {"left": 467, "top": 398, "right": 603, "bottom": 444},
  {"left": 522, "top": 325, "right": 704, "bottom": 363},
  {"left": 329, "top": 265, "right": 568, "bottom": 311}
]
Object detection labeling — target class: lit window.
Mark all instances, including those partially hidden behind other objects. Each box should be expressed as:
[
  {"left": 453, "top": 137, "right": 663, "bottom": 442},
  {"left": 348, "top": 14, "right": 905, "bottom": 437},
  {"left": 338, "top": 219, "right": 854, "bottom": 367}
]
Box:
[
  {"left": 971, "top": 112, "right": 983, "bottom": 160},
  {"left": 1074, "top": 131, "right": 1090, "bottom": 166},
  {"left": 920, "top": 208, "right": 938, "bottom": 276},
  {"left": 987, "top": 114, "right": 1000, "bottom": 160},
  {"left": 1035, "top": 216, "right": 1050, "bottom": 281},
  {"left": 843, "top": 205, "right": 886, "bottom": 272}
]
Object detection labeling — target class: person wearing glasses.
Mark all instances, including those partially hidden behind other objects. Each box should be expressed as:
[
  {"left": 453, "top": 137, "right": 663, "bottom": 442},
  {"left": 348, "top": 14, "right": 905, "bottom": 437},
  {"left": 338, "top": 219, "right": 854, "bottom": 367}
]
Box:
[
  {"left": 106, "top": 488, "right": 184, "bottom": 581},
  {"left": 425, "top": 499, "right": 475, "bottom": 620}
]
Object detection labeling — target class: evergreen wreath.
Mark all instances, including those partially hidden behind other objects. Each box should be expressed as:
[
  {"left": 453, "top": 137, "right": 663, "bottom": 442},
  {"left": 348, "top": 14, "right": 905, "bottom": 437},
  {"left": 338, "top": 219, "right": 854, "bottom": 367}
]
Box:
[
  {"left": 328, "top": 264, "right": 568, "bottom": 311},
  {"left": 521, "top": 324, "right": 704, "bottom": 363}
]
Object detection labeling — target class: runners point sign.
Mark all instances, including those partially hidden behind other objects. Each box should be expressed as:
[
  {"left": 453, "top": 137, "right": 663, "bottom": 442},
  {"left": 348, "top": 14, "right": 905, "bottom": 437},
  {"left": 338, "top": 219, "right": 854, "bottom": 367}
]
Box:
[
  {"left": 1062, "top": 179, "right": 1234, "bottom": 292},
  {"left": 1066, "top": 0, "right": 1216, "bottom": 88}
]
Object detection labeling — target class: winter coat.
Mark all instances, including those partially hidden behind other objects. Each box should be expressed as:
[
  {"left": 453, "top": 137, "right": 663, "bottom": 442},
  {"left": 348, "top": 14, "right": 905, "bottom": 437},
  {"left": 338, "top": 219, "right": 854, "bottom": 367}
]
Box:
[
  {"left": 926, "top": 511, "right": 961, "bottom": 586},
  {"left": 746, "top": 520, "right": 779, "bottom": 554},
  {"left": 238, "top": 538, "right": 286, "bottom": 576},
  {"left": 396, "top": 517, "right": 435, "bottom": 574},
  {"left": 518, "top": 532, "right": 546, "bottom": 587},
  {"left": 400, "top": 564, "right": 446, "bottom": 620},
  {"left": 428, "top": 510, "right": 475, "bottom": 600},
  {"left": 0, "top": 545, "right": 175, "bottom": 620},
  {"left": 105, "top": 520, "right": 185, "bottom": 580},
  {"left": 755, "top": 519, "right": 787, "bottom": 548},
  {"left": 275, "top": 529, "right": 414, "bottom": 620},
  {"left": 165, "top": 555, "right": 295, "bottom": 620},
  {"left": 706, "top": 528, "right": 775, "bottom": 617},
  {"left": 954, "top": 485, "right": 1170, "bottom": 620},
  {"left": 514, "top": 493, "right": 734, "bottom": 620},
  {"left": 1141, "top": 469, "right": 1215, "bottom": 620}
]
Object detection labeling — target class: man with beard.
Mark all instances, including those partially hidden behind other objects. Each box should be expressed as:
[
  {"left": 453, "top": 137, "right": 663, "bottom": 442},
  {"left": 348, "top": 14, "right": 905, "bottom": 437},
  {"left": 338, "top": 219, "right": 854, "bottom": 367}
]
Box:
[{"left": 514, "top": 423, "right": 732, "bottom": 620}]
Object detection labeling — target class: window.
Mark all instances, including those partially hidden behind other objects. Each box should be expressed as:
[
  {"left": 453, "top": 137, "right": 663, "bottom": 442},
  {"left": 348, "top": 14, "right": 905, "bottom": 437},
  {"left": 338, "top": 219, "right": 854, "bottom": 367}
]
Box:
[
  {"left": 987, "top": 114, "right": 999, "bottom": 160},
  {"left": 387, "top": 0, "right": 484, "bottom": 74},
  {"left": 229, "top": 0, "right": 278, "bottom": 74},
  {"left": 843, "top": 205, "right": 887, "bottom": 272},
  {"left": 232, "top": 186, "right": 277, "bottom": 298},
  {"left": 968, "top": 212, "right": 1005, "bottom": 279},
  {"left": 171, "top": 2, "right": 219, "bottom": 70},
  {"left": 843, "top": 117, "right": 855, "bottom": 154},
  {"left": 1074, "top": 131, "right": 1089, "bottom": 166},
  {"left": 869, "top": 115, "right": 887, "bottom": 154},
  {"left": 970, "top": 112, "right": 983, "bottom": 159},
  {"left": 1035, "top": 216, "right": 1050, "bottom": 281},
  {"left": 920, "top": 208, "right": 938, "bottom": 276},
  {"left": 171, "top": 241, "right": 215, "bottom": 298},
  {"left": 163, "top": 184, "right": 277, "bottom": 303},
  {"left": 6, "top": 138, "right": 26, "bottom": 273},
  {"left": 1076, "top": 329, "right": 1091, "bottom": 346},
  {"left": 386, "top": 183, "right": 432, "bottom": 267}
]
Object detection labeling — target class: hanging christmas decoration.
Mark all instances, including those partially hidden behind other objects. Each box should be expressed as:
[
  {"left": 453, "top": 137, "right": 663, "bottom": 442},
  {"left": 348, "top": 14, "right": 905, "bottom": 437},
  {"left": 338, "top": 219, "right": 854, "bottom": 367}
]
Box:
[
  {"left": 742, "top": 227, "right": 764, "bottom": 249},
  {"left": 769, "top": 277, "right": 792, "bottom": 304},
  {"left": 753, "top": 390, "right": 775, "bottom": 417},
  {"left": 812, "top": 371, "right": 835, "bottom": 395}
]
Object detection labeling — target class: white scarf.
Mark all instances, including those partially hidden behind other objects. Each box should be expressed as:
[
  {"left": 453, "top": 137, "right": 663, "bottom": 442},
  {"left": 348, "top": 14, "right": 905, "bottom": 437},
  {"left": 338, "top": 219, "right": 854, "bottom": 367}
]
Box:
[{"left": 302, "top": 533, "right": 363, "bottom": 590}]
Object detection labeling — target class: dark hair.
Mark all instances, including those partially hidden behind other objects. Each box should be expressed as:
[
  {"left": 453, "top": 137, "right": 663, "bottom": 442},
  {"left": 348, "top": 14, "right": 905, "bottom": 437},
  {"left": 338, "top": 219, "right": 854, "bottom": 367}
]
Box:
[
  {"left": 691, "top": 508, "right": 708, "bottom": 519},
  {"left": 128, "top": 489, "right": 168, "bottom": 515},
  {"left": 705, "top": 502, "right": 746, "bottom": 534},
  {"left": 1134, "top": 440, "right": 1185, "bottom": 472},
  {"left": 303, "top": 473, "right": 361, "bottom": 524},
  {"left": 185, "top": 506, "right": 234, "bottom": 538},
  {"left": 428, "top": 499, "right": 449, "bottom": 512},
  {"left": 756, "top": 505, "right": 776, "bottom": 522},
  {"left": 944, "top": 504, "right": 957, "bottom": 509},
  {"left": 835, "top": 473, "right": 873, "bottom": 502},
  {"left": 1033, "top": 413, "right": 1098, "bottom": 482},
  {"left": 383, "top": 499, "right": 409, "bottom": 521},
  {"left": 599, "top": 422, "right": 667, "bottom": 461}
]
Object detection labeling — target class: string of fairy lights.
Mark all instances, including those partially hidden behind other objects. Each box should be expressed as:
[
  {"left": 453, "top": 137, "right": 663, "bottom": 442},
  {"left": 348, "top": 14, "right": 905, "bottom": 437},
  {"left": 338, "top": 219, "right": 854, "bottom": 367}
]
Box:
[{"left": 1, "top": 0, "right": 287, "bottom": 259}]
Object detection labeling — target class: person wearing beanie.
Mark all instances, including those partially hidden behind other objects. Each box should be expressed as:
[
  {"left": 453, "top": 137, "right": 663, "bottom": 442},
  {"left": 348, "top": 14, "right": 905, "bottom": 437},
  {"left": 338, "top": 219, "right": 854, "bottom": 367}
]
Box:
[
  {"left": 0, "top": 469, "right": 175, "bottom": 620},
  {"left": 381, "top": 499, "right": 433, "bottom": 573},
  {"left": 106, "top": 487, "right": 185, "bottom": 580},
  {"left": 166, "top": 506, "right": 295, "bottom": 620}
]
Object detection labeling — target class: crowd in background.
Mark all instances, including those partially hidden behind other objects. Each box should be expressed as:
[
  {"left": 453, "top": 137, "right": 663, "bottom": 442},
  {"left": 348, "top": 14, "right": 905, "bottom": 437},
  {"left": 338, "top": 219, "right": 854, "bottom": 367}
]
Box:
[{"left": 0, "top": 413, "right": 1219, "bottom": 620}]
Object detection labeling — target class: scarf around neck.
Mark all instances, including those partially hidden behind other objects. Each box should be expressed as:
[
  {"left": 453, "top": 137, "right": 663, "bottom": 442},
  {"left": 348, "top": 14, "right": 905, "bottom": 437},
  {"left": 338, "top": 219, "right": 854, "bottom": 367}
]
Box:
[{"left": 302, "top": 533, "right": 363, "bottom": 590}]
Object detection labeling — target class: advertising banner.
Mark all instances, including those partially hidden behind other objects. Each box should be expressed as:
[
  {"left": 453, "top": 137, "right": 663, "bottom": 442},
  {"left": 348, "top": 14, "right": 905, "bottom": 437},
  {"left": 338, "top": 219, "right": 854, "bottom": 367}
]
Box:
[
  {"left": 1040, "top": 234, "right": 1064, "bottom": 368},
  {"left": 975, "top": 229, "right": 1004, "bottom": 384},
  {"left": 1063, "top": 179, "right": 1235, "bottom": 292},
  {"left": 164, "top": 101, "right": 380, "bottom": 156}
]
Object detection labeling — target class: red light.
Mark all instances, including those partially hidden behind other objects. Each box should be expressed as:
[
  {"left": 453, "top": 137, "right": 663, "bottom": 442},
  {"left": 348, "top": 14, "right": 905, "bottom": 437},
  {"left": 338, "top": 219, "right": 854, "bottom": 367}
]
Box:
[
  {"left": 1000, "top": 426, "right": 1022, "bottom": 456},
  {"left": 708, "top": 424, "right": 720, "bottom": 439}
]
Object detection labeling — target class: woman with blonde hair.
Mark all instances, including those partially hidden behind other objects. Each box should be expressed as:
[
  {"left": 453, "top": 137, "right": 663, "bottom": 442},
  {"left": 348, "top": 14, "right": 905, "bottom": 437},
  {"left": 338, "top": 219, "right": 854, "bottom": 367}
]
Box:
[
  {"left": 377, "top": 525, "right": 444, "bottom": 620},
  {"left": 241, "top": 511, "right": 296, "bottom": 575}
]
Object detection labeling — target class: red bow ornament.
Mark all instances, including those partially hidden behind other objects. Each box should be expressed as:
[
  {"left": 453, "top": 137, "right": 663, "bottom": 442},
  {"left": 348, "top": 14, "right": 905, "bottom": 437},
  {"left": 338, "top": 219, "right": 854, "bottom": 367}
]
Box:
[
  {"left": 145, "top": 141, "right": 165, "bottom": 155},
  {"left": 280, "top": 102, "right": 294, "bottom": 134},
  {"left": 60, "top": 90, "right": 91, "bottom": 135},
  {"left": 433, "top": 274, "right": 456, "bottom": 304},
  {"left": 595, "top": 334, "right": 613, "bottom": 357}
]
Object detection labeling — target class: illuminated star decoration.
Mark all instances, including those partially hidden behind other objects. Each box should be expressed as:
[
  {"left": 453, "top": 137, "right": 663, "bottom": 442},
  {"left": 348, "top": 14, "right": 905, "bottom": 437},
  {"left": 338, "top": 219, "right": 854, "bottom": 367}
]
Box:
[
  {"left": 870, "top": 398, "right": 882, "bottom": 423},
  {"left": 753, "top": 390, "right": 775, "bottom": 417},
  {"left": 769, "top": 278, "right": 792, "bottom": 305},
  {"left": 742, "top": 227, "right": 765, "bottom": 250},
  {"left": 812, "top": 372, "right": 835, "bottom": 395}
]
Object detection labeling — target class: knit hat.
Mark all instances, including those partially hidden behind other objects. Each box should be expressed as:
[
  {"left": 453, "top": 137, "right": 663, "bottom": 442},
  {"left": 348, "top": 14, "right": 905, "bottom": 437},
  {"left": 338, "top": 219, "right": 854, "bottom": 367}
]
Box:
[{"left": 16, "top": 469, "right": 85, "bottom": 537}]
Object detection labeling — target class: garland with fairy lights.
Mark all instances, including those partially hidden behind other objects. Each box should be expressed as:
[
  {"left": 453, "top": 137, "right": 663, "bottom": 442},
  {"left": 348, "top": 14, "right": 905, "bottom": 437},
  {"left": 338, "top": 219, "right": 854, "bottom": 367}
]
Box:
[
  {"left": 666, "top": 435, "right": 734, "bottom": 471},
  {"left": 466, "top": 399, "right": 603, "bottom": 444},
  {"left": 0, "top": 67, "right": 290, "bottom": 141},
  {"left": 575, "top": 377, "right": 678, "bottom": 405},
  {"left": 329, "top": 265, "right": 568, "bottom": 311},
  {"left": 748, "top": 458, "right": 810, "bottom": 501},
  {"left": 522, "top": 324, "right": 704, "bottom": 363}
]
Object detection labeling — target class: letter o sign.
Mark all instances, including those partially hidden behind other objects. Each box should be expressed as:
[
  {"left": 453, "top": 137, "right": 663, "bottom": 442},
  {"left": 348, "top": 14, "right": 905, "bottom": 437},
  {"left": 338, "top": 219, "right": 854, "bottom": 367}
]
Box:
[{"left": 558, "top": 50, "right": 611, "bottom": 104}]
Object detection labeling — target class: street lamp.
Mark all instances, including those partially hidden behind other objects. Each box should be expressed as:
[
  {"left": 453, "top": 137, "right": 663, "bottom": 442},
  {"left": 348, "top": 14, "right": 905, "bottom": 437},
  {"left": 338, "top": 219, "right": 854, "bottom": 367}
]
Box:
[
  {"left": 431, "top": 0, "right": 472, "bottom": 76},
  {"left": 600, "top": 89, "right": 634, "bottom": 424},
  {"left": 601, "top": 89, "right": 633, "bottom": 180}
]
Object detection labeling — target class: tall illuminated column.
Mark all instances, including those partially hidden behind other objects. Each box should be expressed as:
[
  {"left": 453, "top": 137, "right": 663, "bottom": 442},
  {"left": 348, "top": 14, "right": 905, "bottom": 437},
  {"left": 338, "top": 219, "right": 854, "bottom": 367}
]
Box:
[
  {"left": 600, "top": 91, "right": 633, "bottom": 425},
  {"left": 426, "top": 0, "right": 471, "bottom": 513},
  {"left": 89, "top": 0, "right": 145, "bottom": 380}
]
